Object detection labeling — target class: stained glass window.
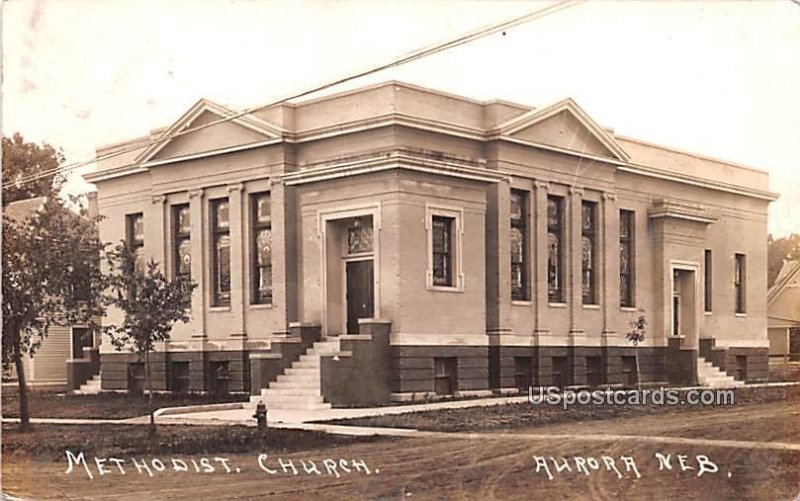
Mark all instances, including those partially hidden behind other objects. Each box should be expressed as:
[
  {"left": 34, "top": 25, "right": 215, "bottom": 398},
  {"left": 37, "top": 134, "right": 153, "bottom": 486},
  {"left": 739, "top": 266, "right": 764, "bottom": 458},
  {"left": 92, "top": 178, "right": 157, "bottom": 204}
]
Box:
[
  {"left": 134, "top": 246, "right": 146, "bottom": 276},
  {"left": 251, "top": 193, "right": 272, "bottom": 304},
  {"left": 619, "top": 210, "right": 635, "bottom": 307},
  {"left": 347, "top": 219, "right": 373, "bottom": 254},
  {"left": 547, "top": 196, "right": 564, "bottom": 302},
  {"left": 735, "top": 253, "right": 746, "bottom": 313},
  {"left": 510, "top": 190, "right": 529, "bottom": 300},
  {"left": 581, "top": 201, "right": 597, "bottom": 304},
  {"left": 211, "top": 199, "right": 231, "bottom": 305},
  {"left": 126, "top": 213, "right": 145, "bottom": 276},
  {"left": 172, "top": 204, "right": 191, "bottom": 281},
  {"left": 432, "top": 216, "right": 453, "bottom": 286},
  {"left": 704, "top": 250, "right": 713, "bottom": 312}
]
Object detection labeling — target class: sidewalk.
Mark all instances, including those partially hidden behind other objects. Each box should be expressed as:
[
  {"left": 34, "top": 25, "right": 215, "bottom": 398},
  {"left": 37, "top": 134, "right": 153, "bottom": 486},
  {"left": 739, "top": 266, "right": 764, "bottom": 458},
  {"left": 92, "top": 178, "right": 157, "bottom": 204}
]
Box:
[{"left": 156, "top": 394, "right": 532, "bottom": 427}]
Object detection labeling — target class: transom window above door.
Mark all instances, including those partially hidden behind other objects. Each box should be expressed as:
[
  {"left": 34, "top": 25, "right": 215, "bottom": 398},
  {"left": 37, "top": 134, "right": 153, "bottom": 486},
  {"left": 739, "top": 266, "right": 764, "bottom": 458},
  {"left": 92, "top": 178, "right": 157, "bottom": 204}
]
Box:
[{"left": 347, "top": 216, "right": 373, "bottom": 254}]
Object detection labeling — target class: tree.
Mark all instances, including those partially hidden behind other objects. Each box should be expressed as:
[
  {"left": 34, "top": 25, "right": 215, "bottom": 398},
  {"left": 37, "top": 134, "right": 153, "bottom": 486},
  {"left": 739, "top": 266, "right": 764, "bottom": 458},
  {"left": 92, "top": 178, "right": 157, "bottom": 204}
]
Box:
[
  {"left": 625, "top": 315, "right": 647, "bottom": 392},
  {"left": 768, "top": 233, "right": 800, "bottom": 287},
  {"left": 2, "top": 133, "right": 65, "bottom": 206},
  {"left": 103, "top": 244, "right": 195, "bottom": 433},
  {"left": 2, "top": 198, "right": 105, "bottom": 431}
]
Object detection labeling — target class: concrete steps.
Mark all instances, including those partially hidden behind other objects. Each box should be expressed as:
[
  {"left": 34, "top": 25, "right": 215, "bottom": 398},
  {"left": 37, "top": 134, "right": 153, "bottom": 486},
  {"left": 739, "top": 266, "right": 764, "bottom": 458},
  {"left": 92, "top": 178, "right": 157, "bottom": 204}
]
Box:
[
  {"left": 251, "top": 338, "right": 341, "bottom": 410},
  {"left": 74, "top": 372, "right": 102, "bottom": 395},
  {"left": 697, "top": 357, "right": 745, "bottom": 388}
]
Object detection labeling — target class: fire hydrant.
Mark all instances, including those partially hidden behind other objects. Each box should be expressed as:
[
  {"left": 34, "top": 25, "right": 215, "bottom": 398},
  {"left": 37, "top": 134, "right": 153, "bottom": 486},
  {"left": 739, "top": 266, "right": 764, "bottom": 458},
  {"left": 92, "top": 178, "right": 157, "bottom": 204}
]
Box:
[{"left": 253, "top": 400, "right": 268, "bottom": 431}]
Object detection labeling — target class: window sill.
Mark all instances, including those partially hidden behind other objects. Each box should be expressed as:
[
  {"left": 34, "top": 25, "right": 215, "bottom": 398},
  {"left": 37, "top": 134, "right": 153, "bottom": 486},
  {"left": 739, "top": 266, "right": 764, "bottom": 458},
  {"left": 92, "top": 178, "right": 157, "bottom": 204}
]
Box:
[
  {"left": 427, "top": 285, "right": 464, "bottom": 293},
  {"left": 582, "top": 304, "right": 600, "bottom": 310},
  {"left": 250, "top": 303, "right": 273, "bottom": 310},
  {"left": 735, "top": 313, "right": 747, "bottom": 318},
  {"left": 620, "top": 306, "right": 637, "bottom": 312},
  {"left": 209, "top": 306, "right": 231, "bottom": 312},
  {"left": 512, "top": 300, "right": 532, "bottom": 306},
  {"left": 705, "top": 311, "right": 713, "bottom": 316},
  {"left": 548, "top": 302, "right": 568, "bottom": 308}
]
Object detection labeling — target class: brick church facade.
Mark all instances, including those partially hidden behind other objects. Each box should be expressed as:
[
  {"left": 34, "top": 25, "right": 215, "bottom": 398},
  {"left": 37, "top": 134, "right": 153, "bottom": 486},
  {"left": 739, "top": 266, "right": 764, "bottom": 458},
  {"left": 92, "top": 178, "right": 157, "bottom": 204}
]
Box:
[{"left": 85, "top": 81, "right": 776, "bottom": 407}]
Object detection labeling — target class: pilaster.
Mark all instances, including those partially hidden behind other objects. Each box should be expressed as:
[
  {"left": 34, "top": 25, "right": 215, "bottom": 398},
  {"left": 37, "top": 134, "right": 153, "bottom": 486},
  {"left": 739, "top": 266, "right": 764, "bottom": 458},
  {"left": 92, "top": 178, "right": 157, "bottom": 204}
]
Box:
[
  {"left": 148, "top": 194, "right": 167, "bottom": 265},
  {"left": 189, "top": 189, "right": 207, "bottom": 337},
  {"left": 602, "top": 191, "right": 618, "bottom": 335},
  {"left": 568, "top": 186, "right": 583, "bottom": 334},
  {"left": 227, "top": 183, "right": 246, "bottom": 337},
  {"left": 533, "top": 180, "right": 550, "bottom": 335}
]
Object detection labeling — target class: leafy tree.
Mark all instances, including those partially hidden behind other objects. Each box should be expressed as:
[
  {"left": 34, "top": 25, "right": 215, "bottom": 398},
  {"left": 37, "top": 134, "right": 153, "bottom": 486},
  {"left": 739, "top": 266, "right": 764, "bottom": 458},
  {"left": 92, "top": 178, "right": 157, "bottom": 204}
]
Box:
[
  {"left": 625, "top": 315, "right": 647, "bottom": 392},
  {"left": 104, "top": 244, "right": 195, "bottom": 433},
  {"left": 2, "top": 133, "right": 65, "bottom": 206},
  {"left": 768, "top": 234, "right": 800, "bottom": 287},
  {"left": 2, "top": 198, "right": 105, "bottom": 431}
]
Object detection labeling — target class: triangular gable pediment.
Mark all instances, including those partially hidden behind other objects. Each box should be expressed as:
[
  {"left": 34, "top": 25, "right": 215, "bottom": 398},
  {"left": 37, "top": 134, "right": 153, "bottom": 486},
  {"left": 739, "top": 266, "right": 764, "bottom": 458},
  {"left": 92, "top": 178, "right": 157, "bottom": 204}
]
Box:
[
  {"left": 769, "top": 260, "right": 800, "bottom": 305},
  {"left": 496, "top": 98, "right": 630, "bottom": 162},
  {"left": 136, "top": 99, "right": 283, "bottom": 164}
]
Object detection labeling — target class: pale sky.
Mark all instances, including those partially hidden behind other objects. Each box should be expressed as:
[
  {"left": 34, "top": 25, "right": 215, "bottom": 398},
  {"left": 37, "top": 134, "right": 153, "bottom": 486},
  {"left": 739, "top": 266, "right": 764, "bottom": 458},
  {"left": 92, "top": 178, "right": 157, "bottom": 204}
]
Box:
[{"left": 3, "top": 0, "right": 799, "bottom": 236}]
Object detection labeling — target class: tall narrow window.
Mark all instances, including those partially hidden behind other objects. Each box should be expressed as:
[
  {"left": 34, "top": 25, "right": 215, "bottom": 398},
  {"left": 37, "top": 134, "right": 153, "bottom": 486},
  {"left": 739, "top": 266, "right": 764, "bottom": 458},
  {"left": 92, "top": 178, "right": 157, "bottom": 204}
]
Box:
[
  {"left": 704, "top": 250, "right": 713, "bottom": 312},
  {"left": 735, "top": 253, "right": 746, "bottom": 314},
  {"left": 510, "top": 190, "right": 529, "bottom": 301},
  {"left": 126, "top": 213, "right": 145, "bottom": 275},
  {"left": 619, "top": 210, "right": 635, "bottom": 307},
  {"left": 581, "top": 201, "right": 598, "bottom": 304},
  {"left": 547, "top": 196, "right": 564, "bottom": 303},
  {"left": 251, "top": 193, "right": 272, "bottom": 304},
  {"left": 211, "top": 198, "right": 231, "bottom": 306},
  {"left": 172, "top": 204, "right": 191, "bottom": 280},
  {"left": 432, "top": 216, "right": 454, "bottom": 287}
]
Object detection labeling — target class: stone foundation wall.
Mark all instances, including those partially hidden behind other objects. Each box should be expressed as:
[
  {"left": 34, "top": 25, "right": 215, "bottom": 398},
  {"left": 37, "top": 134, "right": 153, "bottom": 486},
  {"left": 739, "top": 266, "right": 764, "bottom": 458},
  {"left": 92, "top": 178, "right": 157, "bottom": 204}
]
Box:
[
  {"left": 491, "top": 346, "right": 668, "bottom": 391},
  {"left": 699, "top": 338, "right": 768, "bottom": 383},
  {"left": 390, "top": 345, "right": 490, "bottom": 397}
]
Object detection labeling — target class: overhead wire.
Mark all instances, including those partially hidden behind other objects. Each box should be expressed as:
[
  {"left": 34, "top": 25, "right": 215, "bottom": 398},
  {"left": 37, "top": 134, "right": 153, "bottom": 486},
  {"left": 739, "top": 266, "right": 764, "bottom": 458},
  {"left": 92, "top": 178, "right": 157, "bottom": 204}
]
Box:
[{"left": 3, "top": 0, "right": 585, "bottom": 191}]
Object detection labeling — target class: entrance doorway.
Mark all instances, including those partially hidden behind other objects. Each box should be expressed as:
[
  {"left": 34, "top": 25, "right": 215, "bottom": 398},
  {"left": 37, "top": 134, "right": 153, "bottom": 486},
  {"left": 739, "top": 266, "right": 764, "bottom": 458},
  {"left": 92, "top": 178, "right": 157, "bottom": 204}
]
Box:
[
  {"left": 672, "top": 268, "right": 697, "bottom": 341},
  {"left": 346, "top": 259, "right": 374, "bottom": 334}
]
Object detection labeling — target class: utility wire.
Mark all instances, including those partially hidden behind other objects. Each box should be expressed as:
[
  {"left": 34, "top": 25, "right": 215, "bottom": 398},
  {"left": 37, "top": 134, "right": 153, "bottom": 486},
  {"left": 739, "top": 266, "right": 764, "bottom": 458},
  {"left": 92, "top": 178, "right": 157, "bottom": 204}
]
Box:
[{"left": 3, "top": 0, "right": 584, "bottom": 191}]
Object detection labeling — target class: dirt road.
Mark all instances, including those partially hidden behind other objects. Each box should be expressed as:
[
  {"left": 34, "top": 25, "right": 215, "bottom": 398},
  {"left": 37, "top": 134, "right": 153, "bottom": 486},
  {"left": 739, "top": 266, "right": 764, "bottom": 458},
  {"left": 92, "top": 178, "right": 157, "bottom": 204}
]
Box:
[{"left": 4, "top": 400, "right": 799, "bottom": 500}]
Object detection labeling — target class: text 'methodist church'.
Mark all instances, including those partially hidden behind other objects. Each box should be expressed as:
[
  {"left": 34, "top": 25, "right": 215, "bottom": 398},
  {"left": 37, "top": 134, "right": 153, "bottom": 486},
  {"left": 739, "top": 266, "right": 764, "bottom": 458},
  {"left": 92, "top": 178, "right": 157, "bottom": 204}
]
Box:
[{"left": 85, "top": 81, "right": 776, "bottom": 408}]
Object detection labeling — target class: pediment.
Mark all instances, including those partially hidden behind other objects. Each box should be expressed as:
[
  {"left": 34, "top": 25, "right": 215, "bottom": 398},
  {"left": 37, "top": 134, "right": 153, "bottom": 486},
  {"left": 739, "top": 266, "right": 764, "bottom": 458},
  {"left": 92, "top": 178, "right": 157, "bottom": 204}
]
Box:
[
  {"left": 136, "top": 99, "right": 283, "bottom": 164},
  {"left": 497, "top": 99, "right": 630, "bottom": 162}
]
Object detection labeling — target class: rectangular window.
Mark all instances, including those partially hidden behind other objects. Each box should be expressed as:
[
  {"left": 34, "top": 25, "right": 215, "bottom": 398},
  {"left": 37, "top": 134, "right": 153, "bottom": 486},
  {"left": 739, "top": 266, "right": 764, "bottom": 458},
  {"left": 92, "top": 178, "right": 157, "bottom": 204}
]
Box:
[
  {"left": 208, "top": 361, "right": 230, "bottom": 395},
  {"left": 168, "top": 362, "right": 190, "bottom": 393},
  {"left": 704, "top": 250, "right": 712, "bottom": 312},
  {"left": 621, "top": 356, "right": 638, "bottom": 386},
  {"left": 126, "top": 213, "right": 145, "bottom": 275},
  {"left": 251, "top": 193, "right": 272, "bottom": 304},
  {"left": 586, "top": 356, "right": 603, "bottom": 387},
  {"left": 510, "top": 190, "right": 529, "bottom": 301},
  {"left": 547, "top": 196, "right": 565, "bottom": 303},
  {"left": 434, "top": 357, "right": 458, "bottom": 395},
  {"left": 514, "top": 357, "right": 533, "bottom": 392},
  {"left": 552, "top": 356, "right": 568, "bottom": 387},
  {"left": 735, "top": 253, "right": 746, "bottom": 314},
  {"left": 71, "top": 327, "right": 92, "bottom": 359},
  {"left": 172, "top": 204, "right": 191, "bottom": 280},
  {"left": 619, "top": 210, "right": 635, "bottom": 307},
  {"left": 210, "top": 198, "right": 231, "bottom": 306},
  {"left": 581, "top": 201, "right": 598, "bottom": 304},
  {"left": 432, "top": 216, "right": 454, "bottom": 287},
  {"left": 128, "top": 362, "right": 145, "bottom": 393}
]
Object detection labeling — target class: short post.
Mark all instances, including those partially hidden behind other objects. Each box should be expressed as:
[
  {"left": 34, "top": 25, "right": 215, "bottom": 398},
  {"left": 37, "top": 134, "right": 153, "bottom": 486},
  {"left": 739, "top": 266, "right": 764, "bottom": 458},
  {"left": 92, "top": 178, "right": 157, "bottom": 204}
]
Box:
[{"left": 253, "top": 400, "right": 267, "bottom": 431}]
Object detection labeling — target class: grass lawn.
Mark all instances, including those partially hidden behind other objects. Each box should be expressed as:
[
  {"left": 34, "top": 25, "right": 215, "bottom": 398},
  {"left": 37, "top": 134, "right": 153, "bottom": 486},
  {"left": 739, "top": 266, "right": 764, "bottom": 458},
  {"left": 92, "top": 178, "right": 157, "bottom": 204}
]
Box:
[
  {"left": 1, "top": 391, "right": 247, "bottom": 420},
  {"left": 1, "top": 423, "right": 383, "bottom": 461},
  {"left": 329, "top": 385, "right": 800, "bottom": 433}
]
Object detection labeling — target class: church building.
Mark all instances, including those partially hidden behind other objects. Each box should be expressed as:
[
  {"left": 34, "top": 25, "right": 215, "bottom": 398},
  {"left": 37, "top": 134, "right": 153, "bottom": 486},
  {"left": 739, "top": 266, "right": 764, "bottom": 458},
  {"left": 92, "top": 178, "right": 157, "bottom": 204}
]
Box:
[{"left": 85, "top": 81, "right": 776, "bottom": 407}]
